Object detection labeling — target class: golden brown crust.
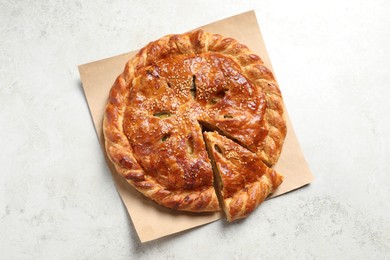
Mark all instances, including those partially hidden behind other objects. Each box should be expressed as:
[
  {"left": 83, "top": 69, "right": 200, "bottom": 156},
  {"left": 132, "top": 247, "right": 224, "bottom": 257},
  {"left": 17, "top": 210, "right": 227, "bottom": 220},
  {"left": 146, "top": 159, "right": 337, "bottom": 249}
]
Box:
[
  {"left": 103, "top": 30, "right": 286, "bottom": 213},
  {"left": 203, "top": 131, "right": 283, "bottom": 221}
]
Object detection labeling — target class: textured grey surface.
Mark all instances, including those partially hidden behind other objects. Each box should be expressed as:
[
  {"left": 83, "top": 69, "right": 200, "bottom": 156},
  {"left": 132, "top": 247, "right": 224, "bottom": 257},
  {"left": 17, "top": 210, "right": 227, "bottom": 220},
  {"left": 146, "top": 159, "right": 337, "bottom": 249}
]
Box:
[{"left": 1, "top": 0, "right": 389, "bottom": 259}]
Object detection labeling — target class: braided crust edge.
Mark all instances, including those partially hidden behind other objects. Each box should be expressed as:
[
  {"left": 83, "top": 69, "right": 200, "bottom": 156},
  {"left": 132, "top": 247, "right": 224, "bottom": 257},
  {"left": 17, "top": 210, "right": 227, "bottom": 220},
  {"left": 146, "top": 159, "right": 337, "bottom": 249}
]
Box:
[
  {"left": 103, "top": 30, "right": 286, "bottom": 212},
  {"left": 223, "top": 167, "right": 284, "bottom": 222}
]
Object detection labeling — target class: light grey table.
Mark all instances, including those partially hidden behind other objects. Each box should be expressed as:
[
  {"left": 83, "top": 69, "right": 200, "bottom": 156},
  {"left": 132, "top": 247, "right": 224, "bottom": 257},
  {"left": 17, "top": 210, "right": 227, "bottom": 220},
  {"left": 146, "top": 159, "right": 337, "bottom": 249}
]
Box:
[{"left": 1, "top": 1, "right": 389, "bottom": 259}]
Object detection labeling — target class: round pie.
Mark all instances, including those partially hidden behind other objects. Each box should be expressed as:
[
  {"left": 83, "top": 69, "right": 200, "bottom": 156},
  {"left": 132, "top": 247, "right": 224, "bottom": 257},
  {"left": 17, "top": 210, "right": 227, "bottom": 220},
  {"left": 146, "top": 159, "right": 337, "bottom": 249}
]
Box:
[{"left": 103, "top": 30, "right": 287, "bottom": 220}]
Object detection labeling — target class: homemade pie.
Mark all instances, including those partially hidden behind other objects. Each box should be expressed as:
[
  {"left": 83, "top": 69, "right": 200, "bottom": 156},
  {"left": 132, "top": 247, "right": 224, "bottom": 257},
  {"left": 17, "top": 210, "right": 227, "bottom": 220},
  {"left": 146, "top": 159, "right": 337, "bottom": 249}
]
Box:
[{"left": 103, "top": 30, "right": 287, "bottom": 221}]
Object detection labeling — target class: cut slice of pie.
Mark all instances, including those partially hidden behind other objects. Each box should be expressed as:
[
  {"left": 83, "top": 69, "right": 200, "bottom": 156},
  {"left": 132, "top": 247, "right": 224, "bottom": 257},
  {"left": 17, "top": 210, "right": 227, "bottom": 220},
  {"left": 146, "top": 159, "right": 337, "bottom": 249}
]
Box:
[{"left": 204, "top": 131, "right": 283, "bottom": 221}]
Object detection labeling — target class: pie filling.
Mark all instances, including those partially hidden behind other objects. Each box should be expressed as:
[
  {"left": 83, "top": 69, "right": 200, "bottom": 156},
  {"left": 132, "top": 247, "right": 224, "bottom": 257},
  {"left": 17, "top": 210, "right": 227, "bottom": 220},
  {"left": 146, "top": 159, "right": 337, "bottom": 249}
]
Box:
[{"left": 203, "top": 131, "right": 227, "bottom": 218}]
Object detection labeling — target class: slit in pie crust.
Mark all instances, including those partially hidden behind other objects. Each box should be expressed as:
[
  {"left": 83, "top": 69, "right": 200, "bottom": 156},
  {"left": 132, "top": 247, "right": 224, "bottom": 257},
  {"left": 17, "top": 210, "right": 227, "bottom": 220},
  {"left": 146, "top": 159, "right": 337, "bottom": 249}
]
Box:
[{"left": 103, "top": 30, "right": 287, "bottom": 218}]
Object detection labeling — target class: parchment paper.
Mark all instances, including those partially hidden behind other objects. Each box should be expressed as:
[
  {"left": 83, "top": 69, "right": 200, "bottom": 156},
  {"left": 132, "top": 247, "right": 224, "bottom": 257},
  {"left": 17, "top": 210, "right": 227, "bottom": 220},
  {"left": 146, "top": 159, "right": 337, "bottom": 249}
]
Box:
[{"left": 78, "top": 10, "right": 314, "bottom": 243}]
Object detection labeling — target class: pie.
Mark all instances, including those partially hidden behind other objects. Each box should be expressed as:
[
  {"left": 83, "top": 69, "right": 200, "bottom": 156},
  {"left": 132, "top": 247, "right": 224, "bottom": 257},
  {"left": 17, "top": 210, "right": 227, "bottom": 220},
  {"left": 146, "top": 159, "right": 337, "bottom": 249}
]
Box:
[{"left": 103, "top": 30, "right": 287, "bottom": 221}]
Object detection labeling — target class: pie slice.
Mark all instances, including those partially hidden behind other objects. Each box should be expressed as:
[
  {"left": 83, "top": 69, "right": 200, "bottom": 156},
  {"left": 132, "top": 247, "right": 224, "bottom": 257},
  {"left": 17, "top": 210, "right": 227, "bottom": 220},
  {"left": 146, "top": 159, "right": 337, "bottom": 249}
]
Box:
[{"left": 204, "top": 131, "right": 284, "bottom": 221}]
